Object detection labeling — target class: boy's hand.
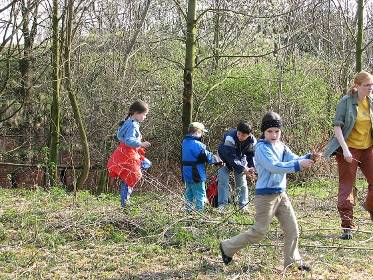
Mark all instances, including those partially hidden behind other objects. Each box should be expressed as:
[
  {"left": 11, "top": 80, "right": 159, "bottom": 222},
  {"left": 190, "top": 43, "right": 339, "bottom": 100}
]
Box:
[
  {"left": 213, "top": 154, "right": 224, "bottom": 166},
  {"left": 310, "top": 152, "right": 322, "bottom": 162},
  {"left": 140, "top": 141, "right": 151, "bottom": 148},
  {"left": 299, "top": 159, "right": 314, "bottom": 169},
  {"left": 245, "top": 167, "right": 257, "bottom": 181},
  {"left": 244, "top": 167, "right": 256, "bottom": 178},
  {"left": 214, "top": 161, "right": 224, "bottom": 167}
]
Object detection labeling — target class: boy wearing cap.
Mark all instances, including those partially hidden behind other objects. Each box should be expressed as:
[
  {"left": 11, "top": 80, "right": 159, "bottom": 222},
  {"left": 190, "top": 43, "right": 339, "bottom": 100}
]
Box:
[
  {"left": 217, "top": 121, "right": 257, "bottom": 212},
  {"left": 182, "top": 122, "right": 221, "bottom": 212}
]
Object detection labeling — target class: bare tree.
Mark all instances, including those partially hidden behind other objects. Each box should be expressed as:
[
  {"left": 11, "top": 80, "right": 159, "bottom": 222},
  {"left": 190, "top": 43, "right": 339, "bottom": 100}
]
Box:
[{"left": 48, "top": 0, "right": 61, "bottom": 186}]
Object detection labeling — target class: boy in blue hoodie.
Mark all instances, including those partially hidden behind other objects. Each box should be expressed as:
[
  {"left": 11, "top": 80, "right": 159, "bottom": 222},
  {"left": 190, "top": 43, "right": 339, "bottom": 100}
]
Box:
[
  {"left": 182, "top": 122, "right": 221, "bottom": 212},
  {"left": 219, "top": 111, "right": 318, "bottom": 271}
]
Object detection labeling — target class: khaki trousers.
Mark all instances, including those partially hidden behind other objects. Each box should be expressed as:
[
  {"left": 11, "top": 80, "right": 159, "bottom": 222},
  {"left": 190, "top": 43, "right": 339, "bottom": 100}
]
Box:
[{"left": 221, "top": 192, "right": 301, "bottom": 268}]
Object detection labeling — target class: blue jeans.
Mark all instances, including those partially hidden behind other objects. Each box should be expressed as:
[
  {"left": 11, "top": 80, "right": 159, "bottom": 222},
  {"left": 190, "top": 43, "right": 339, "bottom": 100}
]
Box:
[
  {"left": 120, "top": 181, "right": 133, "bottom": 208},
  {"left": 185, "top": 182, "right": 206, "bottom": 211},
  {"left": 218, "top": 166, "right": 248, "bottom": 208}
]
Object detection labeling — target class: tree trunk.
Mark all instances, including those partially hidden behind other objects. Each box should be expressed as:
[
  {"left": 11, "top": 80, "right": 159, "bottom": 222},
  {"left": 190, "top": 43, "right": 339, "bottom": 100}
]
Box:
[
  {"left": 48, "top": 0, "right": 61, "bottom": 186},
  {"left": 19, "top": 0, "right": 32, "bottom": 99},
  {"left": 182, "top": 0, "right": 197, "bottom": 135},
  {"left": 212, "top": 0, "right": 220, "bottom": 71},
  {"left": 96, "top": 138, "right": 112, "bottom": 195},
  {"left": 355, "top": 0, "right": 364, "bottom": 73},
  {"left": 64, "top": 0, "right": 90, "bottom": 193}
]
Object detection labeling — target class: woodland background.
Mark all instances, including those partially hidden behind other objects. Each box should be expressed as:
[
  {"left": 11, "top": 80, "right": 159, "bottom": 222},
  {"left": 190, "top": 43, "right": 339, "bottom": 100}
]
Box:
[
  {"left": 1, "top": 1, "right": 373, "bottom": 279},
  {"left": 1, "top": 0, "right": 373, "bottom": 191}
]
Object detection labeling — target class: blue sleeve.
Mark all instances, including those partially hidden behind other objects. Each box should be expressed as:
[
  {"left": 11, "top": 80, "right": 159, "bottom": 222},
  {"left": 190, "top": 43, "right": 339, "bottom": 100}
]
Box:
[
  {"left": 202, "top": 146, "right": 218, "bottom": 165},
  {"left": 117, "top": 122, "right": 141, "bottom": 148},
  {"left": 255, "top": 145, "right": 301, "bottom": 174},
  {"left": 195, "top": 143, "right": 218, "bottom": 164},
  {"left": 283, "top": 146, "right": 311, "bottom": 162}
]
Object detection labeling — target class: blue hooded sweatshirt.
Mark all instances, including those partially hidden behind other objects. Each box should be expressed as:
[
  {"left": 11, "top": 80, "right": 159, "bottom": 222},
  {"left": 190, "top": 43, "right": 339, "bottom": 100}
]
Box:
[
  {"left": 182, "top": 135, "right": 218, "bottom": 183},
  {"left": 254, "top": 139, "right": 311, "bottom": 195}
]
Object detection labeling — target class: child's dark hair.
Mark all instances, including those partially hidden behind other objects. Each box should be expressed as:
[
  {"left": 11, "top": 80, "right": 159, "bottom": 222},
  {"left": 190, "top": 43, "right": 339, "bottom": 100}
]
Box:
[
  {"left": 237, "top": 121, "right": 252, "bottom": 134},
  {"left": 260, "top": 111, "right": 282, "bottom": 139},
  {"left": 119, "top": 100, "right": 149, "bottom": 126}
]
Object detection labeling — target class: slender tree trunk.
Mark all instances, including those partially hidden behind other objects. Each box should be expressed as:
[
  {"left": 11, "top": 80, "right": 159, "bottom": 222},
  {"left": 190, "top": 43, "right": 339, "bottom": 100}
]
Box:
[
  {"left": 64, "top": 0, "right": 90, "bottom": 193},
  {"left": 212, "top": 0, "right": 220, "bottom": 71},
  {"left": 355, "top": 0, "right": 364, "bottom": 73},
  {"left": 19, "top": 0, "right": 32, "bottom": 99},
  {"left": 96, "top": 138, "right": 112, "bottom": 195},
  {"left": 48, "top": 0, "right": 61, "bottom": 186},
  {"left": 182, "top": 0, "right": 197, "bottom": 135}
]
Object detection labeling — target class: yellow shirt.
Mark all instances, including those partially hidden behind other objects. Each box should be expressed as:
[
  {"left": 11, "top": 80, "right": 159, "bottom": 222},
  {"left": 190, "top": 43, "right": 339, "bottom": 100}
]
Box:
[{"left": 346, "top": 97, "right": 373, "bottom": 149}]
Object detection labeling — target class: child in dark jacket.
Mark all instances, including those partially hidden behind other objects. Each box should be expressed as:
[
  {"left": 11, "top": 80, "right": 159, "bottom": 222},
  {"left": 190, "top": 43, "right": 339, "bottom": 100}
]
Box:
[
  {"left": 217, "top": 121, "right": 256, "bottom": 211},
  {"left": 182, "top": 122, "right": 221, "bottom": 212}
]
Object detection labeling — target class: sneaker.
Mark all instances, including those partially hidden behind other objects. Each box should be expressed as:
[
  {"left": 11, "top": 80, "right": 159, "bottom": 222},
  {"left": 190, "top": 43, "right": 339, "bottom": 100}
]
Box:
[
  {"left": 240, "top": 206, "right": 249, "bottom": 213},
  {"left": 219, "top": 243, "right": 232, "bottom": 265},
  {"left": 218, "top": 205, "right": 225, "bottom": 213},
  {"left": 298, "top": 263, "right": 311, "bottom": 272},
  {"left": 340, "top": 229, "right": 353, "bottom": 240}
]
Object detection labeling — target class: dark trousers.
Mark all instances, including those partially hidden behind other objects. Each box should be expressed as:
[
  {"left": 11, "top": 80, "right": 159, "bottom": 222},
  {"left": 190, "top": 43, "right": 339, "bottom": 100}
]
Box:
[{"left": 336, "top": 146, "right": 373, "bottom": 228}]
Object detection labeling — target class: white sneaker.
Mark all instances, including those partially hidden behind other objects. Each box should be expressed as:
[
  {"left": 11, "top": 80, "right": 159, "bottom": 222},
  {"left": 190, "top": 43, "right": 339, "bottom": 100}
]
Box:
[
  {"left": 218, "top": 205, "right": 225, "bottom": 213},
  {"left": 240, "top": 206, "right": 249, "bottom": 213}
]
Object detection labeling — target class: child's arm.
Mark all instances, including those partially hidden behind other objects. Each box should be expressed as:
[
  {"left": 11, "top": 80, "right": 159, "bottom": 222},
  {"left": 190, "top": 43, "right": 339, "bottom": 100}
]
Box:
[
  {"left": 195, "top": 144, "right": 221, "bottom": 165},
  {"left": 219, "top": 144, "right": 246, "bottom": 173},
  {"left": 282, "top": 146, "right": 311, "bottom": 162},
  {"left": 256, "top": 145, "right": 309, "bottom": 174}
]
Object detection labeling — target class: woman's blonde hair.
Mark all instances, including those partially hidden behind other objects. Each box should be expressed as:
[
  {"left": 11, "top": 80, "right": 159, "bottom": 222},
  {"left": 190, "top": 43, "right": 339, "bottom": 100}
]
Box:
[{"left": 349, "top": 70, "right": 373, "bottom": 95}]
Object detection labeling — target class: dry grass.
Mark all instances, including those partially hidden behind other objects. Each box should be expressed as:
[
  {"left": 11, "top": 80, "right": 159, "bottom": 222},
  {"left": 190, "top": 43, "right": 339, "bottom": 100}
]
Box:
[{"left": 0, "top": 177, "right": 372, "bottom": 279}]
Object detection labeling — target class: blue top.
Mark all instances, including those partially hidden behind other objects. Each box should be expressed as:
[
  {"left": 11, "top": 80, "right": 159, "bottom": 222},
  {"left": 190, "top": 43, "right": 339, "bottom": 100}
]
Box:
[
  {"left": 254, "top": 139, "right": 311, "bottom": 195},
  {"left": 182, "top": 135, "right": 218, "bottom": 183},
  {"left": 218, "top": 129, "right": 256, "bottom": 173},
  {"left": 117, "top": 118, "right": 142, "bottom": 148}
]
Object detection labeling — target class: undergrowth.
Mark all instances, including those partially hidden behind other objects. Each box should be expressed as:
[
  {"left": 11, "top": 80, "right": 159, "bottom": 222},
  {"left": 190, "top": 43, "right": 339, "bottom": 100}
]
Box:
[{"left": 0, "top": 179, "right": 372, "bottom": 279}]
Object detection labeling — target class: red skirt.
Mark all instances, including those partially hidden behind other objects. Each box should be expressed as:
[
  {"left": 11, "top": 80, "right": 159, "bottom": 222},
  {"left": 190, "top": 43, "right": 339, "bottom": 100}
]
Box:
[{"left": 107, "top": 143, "right": 145, "bottom": 188}]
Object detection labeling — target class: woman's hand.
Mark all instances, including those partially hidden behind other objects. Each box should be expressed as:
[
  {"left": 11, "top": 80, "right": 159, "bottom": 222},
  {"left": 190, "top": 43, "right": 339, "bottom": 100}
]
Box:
[{"left": 342, "top": 148, "right": 353, "bottom": 163}]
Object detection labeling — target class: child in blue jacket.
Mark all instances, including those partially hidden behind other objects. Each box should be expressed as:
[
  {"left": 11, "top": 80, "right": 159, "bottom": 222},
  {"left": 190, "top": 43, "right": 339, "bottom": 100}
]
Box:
[
  {"left": 182, "top": 122, "right": 221, "bottom": 212},
  {"left": 219, "top": 111, "right": 318, "bottom": 271}
]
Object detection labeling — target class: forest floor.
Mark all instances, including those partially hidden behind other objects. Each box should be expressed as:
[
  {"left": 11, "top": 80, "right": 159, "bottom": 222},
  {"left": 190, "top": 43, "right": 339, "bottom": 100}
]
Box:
[{"left": 0, "top": 178, "right": 373, "bottom": 279}]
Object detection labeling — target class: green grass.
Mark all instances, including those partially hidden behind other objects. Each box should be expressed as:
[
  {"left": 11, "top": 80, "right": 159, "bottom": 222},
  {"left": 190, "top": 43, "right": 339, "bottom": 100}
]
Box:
[{"left": 0, "top": 180, "right": 372, "bottom": 279}]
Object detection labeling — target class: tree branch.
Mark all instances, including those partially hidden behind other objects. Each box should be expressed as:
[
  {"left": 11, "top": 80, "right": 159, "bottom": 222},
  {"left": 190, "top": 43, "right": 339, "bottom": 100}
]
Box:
[
  {"left": 171, "top": 0, "right": 186, "bottom": 20},
  {"left": 196, "top": 0, "right": 314, "bottom": 22}
]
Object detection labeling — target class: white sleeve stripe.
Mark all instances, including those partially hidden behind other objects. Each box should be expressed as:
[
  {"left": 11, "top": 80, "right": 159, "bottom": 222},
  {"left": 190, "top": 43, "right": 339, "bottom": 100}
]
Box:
[{"left": 224, "top": 136, "right": 236, "bottom": 147}]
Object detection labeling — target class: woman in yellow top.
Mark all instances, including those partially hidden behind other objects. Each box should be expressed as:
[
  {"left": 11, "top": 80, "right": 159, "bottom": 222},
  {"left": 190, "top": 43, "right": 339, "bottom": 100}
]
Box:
[{"left": 324, "top": 71, "right": 373, "bottom": 240}]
